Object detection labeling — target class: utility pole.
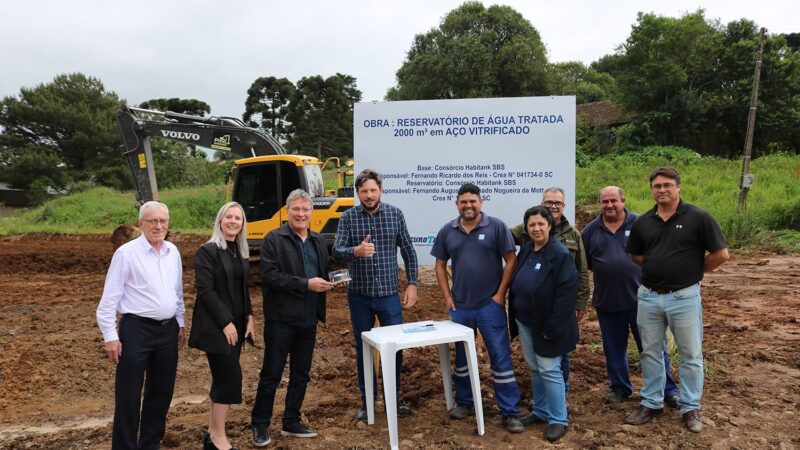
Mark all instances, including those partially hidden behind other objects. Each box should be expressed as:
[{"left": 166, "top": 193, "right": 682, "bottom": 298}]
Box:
[{"left": 737, "top": 27, "right": 766, "bottom": 210}]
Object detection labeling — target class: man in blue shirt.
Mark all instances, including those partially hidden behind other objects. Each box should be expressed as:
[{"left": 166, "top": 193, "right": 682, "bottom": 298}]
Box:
[
  {"left": 430, "top": 183, "right": 523, "bottom": 433},
  {"left": 581, "top": 186, "right": 679, "bottom": 406},
  {"left": 333, "top": 169, "right": 419, "bottom": 421}
]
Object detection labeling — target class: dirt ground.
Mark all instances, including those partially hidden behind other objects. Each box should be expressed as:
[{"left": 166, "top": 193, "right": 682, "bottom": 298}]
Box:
[{"left": 0, "top": 233, "right": 798, "bottom": 449}]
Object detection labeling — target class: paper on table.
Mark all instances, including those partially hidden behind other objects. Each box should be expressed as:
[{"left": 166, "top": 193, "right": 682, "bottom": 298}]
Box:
[{"left": 401, "top": 320, "right": 437, "bottom": 333}]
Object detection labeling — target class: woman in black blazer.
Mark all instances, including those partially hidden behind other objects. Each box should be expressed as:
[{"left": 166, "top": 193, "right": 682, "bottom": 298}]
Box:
[
  {"left": 508, "top": 206, "right": 578, "bottom": 442},
  {"left": 189, "top": 201, "right": 253, "bottom": 450}
]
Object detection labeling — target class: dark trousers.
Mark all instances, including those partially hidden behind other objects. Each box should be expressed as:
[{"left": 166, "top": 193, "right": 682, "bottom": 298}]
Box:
[
  {"left": 251, "top": 321, "right": 317, "bottom": 427},
  {"left": 348, "top": 292, "right": 404, "bottom": 404},
  {"left": 597, "top": 308, "right": 679, "bottom": 398},
  {"left": 112, "top": 315, "right": 178, "bottom": 450}
]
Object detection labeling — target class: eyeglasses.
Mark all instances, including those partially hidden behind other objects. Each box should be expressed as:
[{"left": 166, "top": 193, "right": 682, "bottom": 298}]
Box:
[
  {"left": 651, "top": 183, "right": 677, "bottom": 190},
  {"left": 289, "top": 207, "right": 312, "bottom": 213},
  {"left": 542, "top": 201, "right": 565, "bottom": 208},
  {"left": 142, "top": 219, "right": 169, "bottom": 226}
]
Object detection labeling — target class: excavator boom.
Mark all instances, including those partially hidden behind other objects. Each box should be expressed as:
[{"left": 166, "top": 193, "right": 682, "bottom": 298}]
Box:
[{"left": 116, "top": 105, "right": 285, "bottom": 205}]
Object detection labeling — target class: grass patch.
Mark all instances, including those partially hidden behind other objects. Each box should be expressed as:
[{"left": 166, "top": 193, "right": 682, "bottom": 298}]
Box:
[
  {"left": 578, "top": 148, "right": 800, "bottom": 253},
  {"left": 0, "top": 185, "right": 225, "bottom": 235}
]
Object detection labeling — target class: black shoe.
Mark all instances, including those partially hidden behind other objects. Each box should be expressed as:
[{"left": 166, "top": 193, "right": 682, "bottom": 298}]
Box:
[
  {"left": 281, "top": 421, "right": 318, "bottom": 438},
  {"left": 545, "top": 423, "right": 567, "bottom": 441},
  {"left": 204, "top": 431, "right": 234, "bottom": 450},
  {"left": 356, "top": 406, "right": 368, "bottom": 421},
  {"left": 397, "top": 401, "right": 412, "bottom": 416},
  {"left": 520, "top": 412, "right": 546, "bottom": 426},
  {"left": 203, "top": 432, "right": 214, "bottom": 450},
  {"left": 252, "top": 424, "right": 270, "bottom": 447}
]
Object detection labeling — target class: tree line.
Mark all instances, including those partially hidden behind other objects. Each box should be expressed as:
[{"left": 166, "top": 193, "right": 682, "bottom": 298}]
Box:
[{"left": 1, "top": 2, "right": 797, "bottom": 201}]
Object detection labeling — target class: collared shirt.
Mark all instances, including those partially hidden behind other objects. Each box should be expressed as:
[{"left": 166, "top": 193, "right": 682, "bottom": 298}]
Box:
[
  {"left": 96, "top": 235, "right": 185, "bottom": 342},
  {"left": 627, "top": 200, "right": 727, "bottom": 291},
  {"left": 430, "top": 213, "right": 516, "bottom": 309},
  {"left": 582, "top": 209, "right": 641, "bottom": 312},
  {"left": 333, "top": 202, "right": 418, "bottom": 298},
  {"left": 291, "top": 232, "right": 320, "bottom": 328}
]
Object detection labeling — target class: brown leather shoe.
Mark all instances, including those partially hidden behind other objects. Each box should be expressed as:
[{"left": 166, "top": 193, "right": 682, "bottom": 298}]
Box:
[
  {"left": 682, "top": 410, "right": 703, "bottom": 433},
  {"left": 624, "top": 405, "right": 663, "bottom": 425}
]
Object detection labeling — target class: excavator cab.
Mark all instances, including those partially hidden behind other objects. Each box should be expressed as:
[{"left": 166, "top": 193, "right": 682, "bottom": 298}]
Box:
[{"left": 230, "top": 154, "right": 347, "bottom": 248}]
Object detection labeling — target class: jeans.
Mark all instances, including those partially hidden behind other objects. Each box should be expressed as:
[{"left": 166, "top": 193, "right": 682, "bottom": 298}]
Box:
[
  {"left": 348, "top": 292, "right": 404, "bottom": 404},
  {"left": 449, "top": 301, "right": 520, "bottom": 417},
  {"left": 516, "top": 319, "right": 567, "bottom": 425},
  {"left": 637, "top": 283, "right": 703, "bottom": 413},
  {"left": 251, "top": 321, "right": 317, "bottom": 427},
  {"left": 597, "top": 308, "right": 679, "bottom": 398}
]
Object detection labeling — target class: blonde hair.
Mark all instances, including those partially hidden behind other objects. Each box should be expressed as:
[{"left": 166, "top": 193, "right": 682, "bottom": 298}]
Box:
[{"left": 208, "top": 201, "right": 249, "bottom": 258}]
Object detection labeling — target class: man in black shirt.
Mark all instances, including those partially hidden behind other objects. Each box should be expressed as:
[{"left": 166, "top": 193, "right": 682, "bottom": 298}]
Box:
[
  {"left": 251, "top": 189, "right": 335, "bottom": 446},
  {"left": 624, "top": 167, "right": 729, "bottom": 433}
]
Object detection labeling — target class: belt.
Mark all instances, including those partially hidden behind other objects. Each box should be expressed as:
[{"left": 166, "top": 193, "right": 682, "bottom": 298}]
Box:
[
  {"left": 643, "top": 284, "right": 676, "bottom": 295},
  {"left": 124, "top": 313, "right": 174, "bottom": 326}
]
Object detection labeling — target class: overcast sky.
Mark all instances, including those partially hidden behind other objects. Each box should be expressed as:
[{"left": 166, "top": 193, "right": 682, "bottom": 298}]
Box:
[{"left": 2, "top": 0, "right": 797, "bottom": 118}]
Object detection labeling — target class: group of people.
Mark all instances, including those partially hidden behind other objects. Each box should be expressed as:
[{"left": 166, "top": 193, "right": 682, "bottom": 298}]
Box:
[{"left": 96, "top": 165, "right": 728, "bottom": 448}]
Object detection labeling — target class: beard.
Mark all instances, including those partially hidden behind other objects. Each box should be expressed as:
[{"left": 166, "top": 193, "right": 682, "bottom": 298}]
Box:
[{"left": 361, "top": 200, "right": 380, "bottom": 213}]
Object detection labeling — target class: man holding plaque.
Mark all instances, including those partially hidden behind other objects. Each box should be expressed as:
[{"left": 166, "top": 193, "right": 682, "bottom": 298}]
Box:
[{"left": 251, "top": 189, "right": 334, "bottom": 446}]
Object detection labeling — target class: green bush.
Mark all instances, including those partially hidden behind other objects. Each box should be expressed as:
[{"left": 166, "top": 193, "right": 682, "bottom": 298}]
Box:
[{"left": 577, "top": 150, "right": 800, "bottom": 252}]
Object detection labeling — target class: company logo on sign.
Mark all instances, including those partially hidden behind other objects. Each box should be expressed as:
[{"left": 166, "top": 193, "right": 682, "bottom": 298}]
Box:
[
  {"left": 411, "top": 235, "right": 436, "bottom": 246},
  {"left": 160, "top": 130, "right": 200, "bottom": 141}
]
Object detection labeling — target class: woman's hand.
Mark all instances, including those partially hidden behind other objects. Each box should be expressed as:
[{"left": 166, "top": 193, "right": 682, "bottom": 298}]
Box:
[{"left": 223, "top": 322, "right": 238, "bottom": 346}]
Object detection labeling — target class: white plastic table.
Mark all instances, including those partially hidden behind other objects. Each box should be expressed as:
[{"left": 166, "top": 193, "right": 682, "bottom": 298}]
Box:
[{"left": 361, "top": 320, "right": 485, "bottom": 450}]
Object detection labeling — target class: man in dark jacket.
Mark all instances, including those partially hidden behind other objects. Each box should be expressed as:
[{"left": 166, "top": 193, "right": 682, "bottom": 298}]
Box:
[{"left": 251, "top": 189, "right": 335, "bottom": 446}]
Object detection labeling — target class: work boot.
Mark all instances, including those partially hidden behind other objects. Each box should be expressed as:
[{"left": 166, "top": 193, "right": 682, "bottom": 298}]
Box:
[
  {"left": 605, "top": 390, "right": 629, "bottom": 403},
  {"left": 448, "top": 404, "right": 475, "bottom": 420},
  {"left": 682, "top": 410, "right": 703, "bottom": 433},
  {"left": 503, "top": 415, "right": 524, "bottom": 433},
  {"left": 665, "top": 394, "right": 680, "bottom": 409},
  {"left": 624, "top": 405, "right": 663, "bottom": 425},
  {"left": 545, "top": 423, "right": 568, "bottom": 441},
  {"left": 397, "top": 401, "right": 412, "bottom": 416},
  {"left": 520, "top": 411, "right": 546, "bottom": 426}
]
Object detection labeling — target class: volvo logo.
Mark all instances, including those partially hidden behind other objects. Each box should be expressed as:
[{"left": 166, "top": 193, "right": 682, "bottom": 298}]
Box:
[{"left": 160, "top": 130, "right": 200, "bottom": 141}]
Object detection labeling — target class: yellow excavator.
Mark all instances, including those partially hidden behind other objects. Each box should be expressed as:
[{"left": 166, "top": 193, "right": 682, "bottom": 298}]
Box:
[{"left": 115, "top": 105, "right": 353, "bottom": 251}]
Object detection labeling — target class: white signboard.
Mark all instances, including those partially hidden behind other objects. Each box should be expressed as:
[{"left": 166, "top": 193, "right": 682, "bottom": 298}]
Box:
[{"left": 354, "top": 96, "right": 575, "bottom": 264}]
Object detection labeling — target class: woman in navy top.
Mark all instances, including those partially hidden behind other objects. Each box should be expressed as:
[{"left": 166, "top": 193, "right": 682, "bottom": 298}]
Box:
[{"left": 509, "top": 206, "right": 578, "bottom": 442}]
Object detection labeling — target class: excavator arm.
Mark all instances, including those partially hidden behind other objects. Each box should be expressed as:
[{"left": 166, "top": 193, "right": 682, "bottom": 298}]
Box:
[{"left": 115, "top": 105, "right": 286, "bottom": 205}]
